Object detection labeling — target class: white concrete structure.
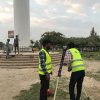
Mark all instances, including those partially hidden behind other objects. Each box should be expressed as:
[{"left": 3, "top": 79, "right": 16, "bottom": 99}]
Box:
[{"left": 13, "top": 0, "right": 30, "bottom": 47}]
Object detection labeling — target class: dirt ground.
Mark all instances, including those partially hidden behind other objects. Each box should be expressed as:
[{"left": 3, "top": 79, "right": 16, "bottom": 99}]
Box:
[{"left": 0, "top": 60, "right": 100, "bottom": 100}]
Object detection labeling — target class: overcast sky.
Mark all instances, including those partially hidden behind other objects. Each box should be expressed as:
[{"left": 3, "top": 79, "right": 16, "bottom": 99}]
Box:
[{"left": 0, "top": 0, "right": 100, "bottom": 43}]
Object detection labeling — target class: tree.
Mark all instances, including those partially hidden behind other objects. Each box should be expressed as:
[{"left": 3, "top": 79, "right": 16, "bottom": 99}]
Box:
[
  {"left": 34, "top": 40, "right": 41, "bottom": 49},
  {"left": 30, "top": 40, "right": 34, "bottom": 45},
  {"left": 38, "top": 27, "right": 100, "bottom": 51},
  {"left": 90, "top": 27, "right": 95, "bottom": 36},
  {"left": 40, "top": 31, "right": 66, "bottom": 48},
  {"left": 87, "top": 27, "right": 100, "bottom": 51}
]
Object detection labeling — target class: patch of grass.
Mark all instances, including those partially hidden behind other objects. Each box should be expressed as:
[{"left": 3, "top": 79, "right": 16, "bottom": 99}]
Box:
[
  {"left": 13, "top": 83, "right": 40, "bottom": 100},
  {"left": 13, "top": 78, "right": 69, "bottom": 100},
  {"left": 86, "top": 71, "right": 100, "bottom": 81},
  {"left": 13, "top": 77, "right": 89, "bottom": 100},
  {"left": 48, "top": 77, "right": 70, "bottom": 100},
  {"left": 83, "top": 52, "right": 100, "bottom": 60}
]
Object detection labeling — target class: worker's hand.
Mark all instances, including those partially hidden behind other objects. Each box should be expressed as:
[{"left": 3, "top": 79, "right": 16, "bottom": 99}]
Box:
[
  {"left": 46, "top": 74, "right": 50, "bottom": 80},
  {"left": 50, "top": 72, "right": 53, "bottom": 75},
  {"left": 68, "top": 66, "right": 72, "bottom": 72}
]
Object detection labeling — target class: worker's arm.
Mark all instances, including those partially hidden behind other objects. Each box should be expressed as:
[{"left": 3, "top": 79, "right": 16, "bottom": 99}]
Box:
[
  {"left": 39, "top": 50, "right": 48, "bottom": 75},
  {"left": 65, "top": 50, "right": 72, "bottom": 72}
]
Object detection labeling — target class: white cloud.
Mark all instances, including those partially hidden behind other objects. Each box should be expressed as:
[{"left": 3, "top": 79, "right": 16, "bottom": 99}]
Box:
[
  {"left": 0, "top": 7, "right": 13, "bottom": 13},
  {"left": 92, "top": 3, "right": 100, "bottom": 13},
  {"left": 0, "top": 0, "right": 13, "bottom": 23},
  {"left": 30, "top": 17, "right": 53, "bottom": 27},
  {"left": 62, "top": 0, "right": 71, "bottom": 6},
  {"left": 0, "top": 13, "right": 13, "bottom": 23},
  {"left": 66, "top": 3, "right": 86, "bottom": 16},
  {"left": 0, "top": 0, "right": 13, "bottom": 7},
  {"left": 34, "top": 0, "right": 48, "bottom": 5},
  {"left": 44, "top": 8, "right": 57, "bottom": 16},
  {"left": 31, "top": 17, "right": 46, "bottom": 25},
  {"left": 6, "top": 1, "right": 13, "bottom": 5},
  {"left": 0, "top": 0, "right": 13, "bottom": 42},
  {"left": 47, "top": 0, "right": 71, "bottom": 6}
]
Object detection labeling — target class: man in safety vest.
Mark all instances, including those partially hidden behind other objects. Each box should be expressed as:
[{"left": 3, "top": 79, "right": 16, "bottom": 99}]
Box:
[
  {"left": 58, "top": 42, "right": 85, "bottom": 100},
  {"left": 38, "top": 39, "right": 52, "bottom": 100}
]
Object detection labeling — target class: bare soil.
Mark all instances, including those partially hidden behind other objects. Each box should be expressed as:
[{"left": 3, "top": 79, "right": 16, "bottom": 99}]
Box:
[{"left": 0, "top": 60, "right": 100, "bottom": 100}]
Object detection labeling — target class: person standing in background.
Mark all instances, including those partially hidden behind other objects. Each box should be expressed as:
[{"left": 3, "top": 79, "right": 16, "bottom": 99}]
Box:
[
  {"left": 14, "top": 35, "right": 19, "bottom": 54},
  {"left": 6, "top": 39, "right": 10, "bottom": 59}
]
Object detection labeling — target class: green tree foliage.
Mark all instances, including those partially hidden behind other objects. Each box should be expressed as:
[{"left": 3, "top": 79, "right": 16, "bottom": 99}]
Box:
[
  {"left": 40, "top": 31, "right": 66, "bottom": 48},
  {"left": 34, "top": 40, "right": 41, "bottom": 48},
  {"left": 90, "top": 27, "right": 95, "bottom": 36},
  {"left": 30, "top": 40, "right": 34, "bottom": 45},
  {"left": 39, "top": 27, "right": 100, "bottom": 51},
  {"left": 88, "top": 27, "right": 100, "bottom": 47},
  {"left": 67, "top": 37, "right": 88, "bottom": 48}
]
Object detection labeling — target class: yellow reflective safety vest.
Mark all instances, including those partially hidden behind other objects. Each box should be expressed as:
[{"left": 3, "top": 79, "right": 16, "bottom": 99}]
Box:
[
  {"left": 69, "top": 48, "right": 85, "bottom": 72},
  {"left": 38, "top": 48, "right": 52, "bottom": 75}
]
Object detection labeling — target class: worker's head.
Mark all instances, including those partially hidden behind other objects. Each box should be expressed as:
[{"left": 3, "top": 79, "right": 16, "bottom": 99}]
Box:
[
  {"left": 41, "top": 39, "right": 52, "bottom": 50},
  {"left": 16, "top": 35, "right": 18, "bottom": 38},
  {"left": 67, "top": 42, "right": 75, "bottom": 49},
  {"left": 7, "top": 39, "right": 10, "bottom": 42}
]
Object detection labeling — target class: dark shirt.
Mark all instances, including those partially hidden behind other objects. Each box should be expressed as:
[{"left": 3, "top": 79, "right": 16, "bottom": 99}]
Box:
[{"left": 14, "top": 38, "right": 19, "bottom": 47}]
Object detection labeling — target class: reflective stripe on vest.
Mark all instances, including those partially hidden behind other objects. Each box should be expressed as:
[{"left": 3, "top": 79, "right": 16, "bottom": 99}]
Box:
[
  {"left": 69, "top": 48, "right": 85, "bottom": 72},
  {"left": 38, "top": 48, "right": 52, "bottom": 75},
  {"left": 72, "top": 59, "right": 84, "bottom": 68},
  {"left": 39, "top": 62, "right": 52, "bottom": 66},
  {"left": 72, "top": 64, "right": 84, "bottom": 69},
  {"left": 72, "top": 59, "right": 83, "bottom": 62}
]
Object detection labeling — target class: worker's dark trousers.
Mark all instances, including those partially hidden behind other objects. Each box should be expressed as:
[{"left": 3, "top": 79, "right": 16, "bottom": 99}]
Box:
[
  {"left": 69, "top": 70, "right": 85, "bottom": 100},
  {"left": 39, "top": 75, "right": 49, "bottom": 100}
]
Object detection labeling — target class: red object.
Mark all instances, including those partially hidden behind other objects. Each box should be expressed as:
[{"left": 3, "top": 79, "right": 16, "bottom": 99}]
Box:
[{"left": 47, "top": 89, "right": 51, "bottom": 97}]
